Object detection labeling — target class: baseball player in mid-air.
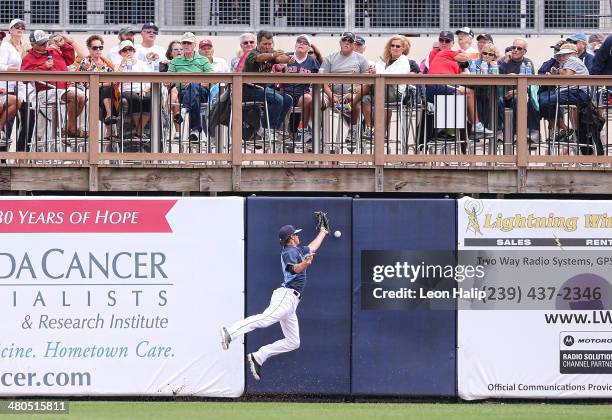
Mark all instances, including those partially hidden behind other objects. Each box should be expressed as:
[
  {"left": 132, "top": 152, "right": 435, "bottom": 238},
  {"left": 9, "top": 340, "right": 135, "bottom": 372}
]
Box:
[{"left": 220, "top": 223, "right": 328, "bottom": 380}]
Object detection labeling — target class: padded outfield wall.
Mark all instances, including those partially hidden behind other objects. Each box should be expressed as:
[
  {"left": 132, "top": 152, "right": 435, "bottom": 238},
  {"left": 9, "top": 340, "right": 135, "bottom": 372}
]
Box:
[{"left": 4, "top": 196, "right": 610, "bottom": 398}]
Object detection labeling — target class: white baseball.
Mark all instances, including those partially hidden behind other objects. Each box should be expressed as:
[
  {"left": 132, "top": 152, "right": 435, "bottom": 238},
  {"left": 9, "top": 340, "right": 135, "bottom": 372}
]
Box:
[{"left": 334, "top": 230, "right": 341, "bottom": 238}]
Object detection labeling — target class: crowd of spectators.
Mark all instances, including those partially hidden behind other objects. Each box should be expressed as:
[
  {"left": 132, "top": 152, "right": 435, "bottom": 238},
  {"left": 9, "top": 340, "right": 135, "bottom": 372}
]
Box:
[{"left": 0, "top": 20, "right": 610, "bottom": 151}]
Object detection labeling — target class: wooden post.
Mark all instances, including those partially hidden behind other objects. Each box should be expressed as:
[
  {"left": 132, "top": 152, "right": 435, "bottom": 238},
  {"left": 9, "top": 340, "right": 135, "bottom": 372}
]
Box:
[
  {"left": 374, "top": 76, "right": 385, "bottom": 191},
  {"left": 516, "top": 77, "right": 528, "bottom": 168},
  {"left": 88, "top": 73, "right": 100, "bottom": 191},
  {"left": 516, "top": 77, "right": 528, "bottom": 193},
  {"left": 231, "top": 75, "right": 243, "bottom": 191},
  {"left": 373, "top": 76, "right": 385, "bottom": 166}
]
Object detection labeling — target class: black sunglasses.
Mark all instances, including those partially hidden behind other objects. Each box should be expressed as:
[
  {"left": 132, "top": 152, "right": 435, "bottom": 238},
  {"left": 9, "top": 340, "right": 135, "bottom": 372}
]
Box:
[
  {"left": 439, "top": 39, "right": 452, "bottom": 44},
  {"left": 511, "top": 46, "right": 525, "bottom": 51},
  {"left": 482, "top": 52, "right": 495, "bottom": 57},
  {"left": 90, "top": 45, "right": 104, "bottom": 51},
  {"left": 341, "top": 38, "right": 354, "bottom": 43}
]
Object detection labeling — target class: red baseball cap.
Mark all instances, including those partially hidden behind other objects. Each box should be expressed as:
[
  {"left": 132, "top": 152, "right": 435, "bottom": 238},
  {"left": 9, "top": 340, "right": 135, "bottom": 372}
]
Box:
[{"left": 199, "top": 39, "right": 213, "bottom": 48}]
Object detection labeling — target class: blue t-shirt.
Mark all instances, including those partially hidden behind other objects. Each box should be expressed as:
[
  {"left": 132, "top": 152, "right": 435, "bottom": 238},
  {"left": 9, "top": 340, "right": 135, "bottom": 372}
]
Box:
[
  {"left": 280, "top": 245, "right": 311, "bottom": 293},
  {"left": 283, "top": 56, "right": 320, "bottom": 99}
]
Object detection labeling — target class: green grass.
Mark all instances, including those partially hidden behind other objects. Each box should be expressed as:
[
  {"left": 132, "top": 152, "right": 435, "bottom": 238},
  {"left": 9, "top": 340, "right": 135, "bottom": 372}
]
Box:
[{"left": 3, "top": 402, "right": 612, "bottom": 420}]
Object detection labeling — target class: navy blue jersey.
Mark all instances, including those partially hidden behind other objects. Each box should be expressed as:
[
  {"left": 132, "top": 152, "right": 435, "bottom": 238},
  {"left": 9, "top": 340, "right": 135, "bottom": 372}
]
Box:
[
  {"left": 283, "top": 56, "right": 320, "bottom": 100},
  {"left": 280, "top": 245, "right": 311, "bottom": 293}
]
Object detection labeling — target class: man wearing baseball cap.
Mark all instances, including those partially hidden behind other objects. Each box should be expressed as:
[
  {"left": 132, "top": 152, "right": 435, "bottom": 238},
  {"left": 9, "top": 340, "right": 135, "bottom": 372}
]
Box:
[
  {"left": 476, "top": 34, "right": 493, "bottom": 53},
  {"left": 354, "top": 35, "right": 375, "bottom": 66},
  {"left": 456, "top": 27, "right": 479, "bottom": 59},
  {"left": 168, "top": 32, "right": 213, "bottom": 143},
  {"left": 354, "top": 35, "right": 366, "bottom": 53},
  {"left": 281, "top": 34, "right": 321, "bottom": 144},
  {"left": 539, "top": 42, "right": 593, "bottom": 151},
  {"left": 198, "top": 39, "right": 229, "bottom": 73},
  {"left": 566, "top": 32, "right": 594, "bottom": 70},
  {"left": 537, "top": 40, "right": 565, "bottom": 76},
  {"left": 319, "top": 31, "right": 370, "bottom": 145},
  {"left": 427, "top": 31, "right": 492, "bottom": 136},
  {"left": 21, "top": 30, "right": 87, "bottom": 138},
  {"left": 135, "top": 22, "right": 165, "bottom": 69},
  {"left": 108, "top": 26, "right": 135, "bottom": 66},
  {"left": 220, "top": 223, "right": 328, "bottom": 381}
]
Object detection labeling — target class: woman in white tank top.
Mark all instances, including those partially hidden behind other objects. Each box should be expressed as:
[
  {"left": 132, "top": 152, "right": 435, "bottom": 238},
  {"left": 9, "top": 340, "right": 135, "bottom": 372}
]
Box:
[{"left": 0, "top": 19, "right": 26, "bottom": 142}]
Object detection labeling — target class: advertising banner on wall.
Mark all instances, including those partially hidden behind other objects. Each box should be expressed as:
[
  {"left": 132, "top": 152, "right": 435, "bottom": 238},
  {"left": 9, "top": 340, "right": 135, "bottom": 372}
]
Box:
[
  {"left": 0, "top": 197, "right": 244, "bottom": 397},
  {"left": 458, "top": 198, "right": 612, "bottom": 399}
]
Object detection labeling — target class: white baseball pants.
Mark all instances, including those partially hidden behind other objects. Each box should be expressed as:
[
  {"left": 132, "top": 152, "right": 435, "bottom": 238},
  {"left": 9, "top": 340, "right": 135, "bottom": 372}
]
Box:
[{"left": 226, "top": 287, "right": 300, "bottom": 365}]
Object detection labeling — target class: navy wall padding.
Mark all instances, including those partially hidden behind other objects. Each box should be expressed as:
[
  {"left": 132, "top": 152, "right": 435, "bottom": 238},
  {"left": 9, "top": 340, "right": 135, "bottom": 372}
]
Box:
[
  {"left": 245, "top": 197, "right": 352, "bottom": 394},
  {"left": 352, "top": 199, "right": 457, "bottom": 396}
]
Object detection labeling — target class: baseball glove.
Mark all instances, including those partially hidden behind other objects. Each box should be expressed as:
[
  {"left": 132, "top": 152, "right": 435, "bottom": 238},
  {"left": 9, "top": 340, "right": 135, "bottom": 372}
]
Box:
[{"left": 314, "top": 211, "right": 331, "bottom": 234}]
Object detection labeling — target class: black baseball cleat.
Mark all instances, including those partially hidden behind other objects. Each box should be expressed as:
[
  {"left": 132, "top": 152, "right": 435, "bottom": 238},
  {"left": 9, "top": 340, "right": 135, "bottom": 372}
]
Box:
[
  {"left": 247, "top": 353, "right": 262, "bottom": 380},
  {"left": 220, "top": 327, "right": 231, "bottom": 350}
]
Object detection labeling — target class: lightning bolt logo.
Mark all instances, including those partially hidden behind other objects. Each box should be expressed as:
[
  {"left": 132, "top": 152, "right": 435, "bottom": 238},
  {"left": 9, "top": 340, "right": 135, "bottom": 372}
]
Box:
[{"left": 553, "top": 235, "right": 564, "bottom": 250}]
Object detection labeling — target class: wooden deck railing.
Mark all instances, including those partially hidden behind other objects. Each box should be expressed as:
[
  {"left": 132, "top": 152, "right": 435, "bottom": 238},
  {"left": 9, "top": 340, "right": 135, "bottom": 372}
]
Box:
[{"left": 0, "top": 72, "right": 610, "bottom": 193}]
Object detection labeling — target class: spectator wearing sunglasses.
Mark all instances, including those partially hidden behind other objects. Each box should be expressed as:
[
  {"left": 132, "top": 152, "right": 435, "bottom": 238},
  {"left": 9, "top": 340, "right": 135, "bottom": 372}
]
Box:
[
  {"left": 78, "top": 35, "right": 119, "bottom": 138},
  {"left": 168, "top": 32, "right": 213, "bottom": 143},
  {"left": 498, "top": 38, "right": 539, "bottom": 140},
  {"left": 539, "top": 42, "right": 591, "bottom": 144},
  {"left": 164, "top": 40, "right": 183, "bottom": 135},
  {"left": 230, "top": 33, "right": 256, "bottom": 72},
  {"left": 0, "top": 18, "right": 29, "bottom": 150},
  {"left": 0, "top": 19, "right": 28, "bottom": 100},
  {"left": 281, "top": 34, "right": 320, "bottom": 139},
  {"left": 361, "top": 35, "right": 413, "bottom": 139},
  {"left": 475, "top": 42, "right": 499, "bottom": 73},
  {"left": 109, "top": 27, "right": 135, "bottom": 67},
  {"left": 566, "top": 33, "right": 594, "bottom": 71},
  {"left": 319, "top": 31, "right": 370, "bottom": 143},
  {"left": 427, "top": 31, "right": 491, "bottom": 136},
  {"left": 135, "top": 22, "right": 165, "bottom": 70},
  {"left": 115, "top": 40, "right": 152, "bottom": 138},
  {"left": 473, "top": 43, "right": 500, "bottom": 132},
  {"left": 498, "top": 38, "right": 533, "bottom": 74}
]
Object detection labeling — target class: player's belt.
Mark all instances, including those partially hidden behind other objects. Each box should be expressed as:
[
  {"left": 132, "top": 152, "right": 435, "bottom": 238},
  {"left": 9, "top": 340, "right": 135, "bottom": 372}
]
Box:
[{"left": 284, "top": 287, "right": 301, "bottom": 300}]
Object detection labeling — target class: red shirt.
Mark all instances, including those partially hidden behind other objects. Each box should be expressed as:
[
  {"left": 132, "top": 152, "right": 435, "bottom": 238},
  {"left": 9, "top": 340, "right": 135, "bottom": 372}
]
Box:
[
  {"left": 428, "top": 48, "right": 460, "bottom": 75},
  {"left": 20, "top": 43, "right": 76, "bottom": 91}
]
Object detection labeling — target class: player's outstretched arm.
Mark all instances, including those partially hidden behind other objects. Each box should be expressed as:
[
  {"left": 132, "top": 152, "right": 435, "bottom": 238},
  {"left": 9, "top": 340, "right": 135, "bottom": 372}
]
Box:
[{"left": 307, "top": 227, "right": 328, "bottom": 253}]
